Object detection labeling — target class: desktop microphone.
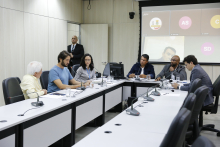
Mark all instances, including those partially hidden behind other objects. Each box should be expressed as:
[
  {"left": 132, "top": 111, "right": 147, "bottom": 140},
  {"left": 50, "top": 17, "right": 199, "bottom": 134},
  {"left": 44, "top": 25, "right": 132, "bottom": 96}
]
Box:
[
  {"left": 27, "top": 92, "right": 44, "bottom": 107},
  {"left": 142, "top": 85, "right": 157, "bottom": 101},
  {"left": 71, "top": 67, "right": 86, "bottom": 90},
  {"left": 151, "top": 85, "right": 161, "bottom": 96},
  {"left": 135, "top": 66, "right": 141, "bottom": 80},
  {"left": 91, "top": 64, "right": 104, "bottom": 86},
  {"left": 126, "top": 97, "right": 140, "bottom": 116}
]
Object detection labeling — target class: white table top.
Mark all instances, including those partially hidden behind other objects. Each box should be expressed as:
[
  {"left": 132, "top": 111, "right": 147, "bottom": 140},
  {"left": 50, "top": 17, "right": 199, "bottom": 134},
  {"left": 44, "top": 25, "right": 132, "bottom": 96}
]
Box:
[
  {"left": 0, "top": 80, "right": 125, "bottom": 131},
  {"left": 73, "top": 89, "right": 188, "bottom": 147}
]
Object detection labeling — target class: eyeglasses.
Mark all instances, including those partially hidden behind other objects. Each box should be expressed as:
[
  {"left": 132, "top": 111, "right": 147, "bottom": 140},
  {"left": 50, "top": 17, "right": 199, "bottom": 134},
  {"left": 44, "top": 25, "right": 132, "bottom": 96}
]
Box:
[{"left": 85, "top": 59, "right": 91, "bottom": 61}]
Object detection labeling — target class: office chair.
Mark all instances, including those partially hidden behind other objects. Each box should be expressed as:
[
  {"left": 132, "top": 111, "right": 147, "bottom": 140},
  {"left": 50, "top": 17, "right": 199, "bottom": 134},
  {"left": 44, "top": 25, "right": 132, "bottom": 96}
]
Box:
[
  {"left": 200, "top": 75, "right": 220, "bottom": 136},
  {"left": 182, "top": 93, "right": 196, "bottom": 111},
  {"left": 71, "top": 64, "right": 80, "bottom": 78},
  {"left": 40, "top": 71, "right": 49, "bottom": 90},
  {"left": 188, "top": 78, "right": 201, "bottom": 94},
  {"left": 2, "top": 77, "right": 25, "bottom": 105},
  {"left": 160, "top": 108, "right": 191, "bottom": 147},
  {"left": 191, "top": 136, "right": 215, "bottom": 147},
  {"left": 185, "top": 86, "right": 209, "bottom": 143}
]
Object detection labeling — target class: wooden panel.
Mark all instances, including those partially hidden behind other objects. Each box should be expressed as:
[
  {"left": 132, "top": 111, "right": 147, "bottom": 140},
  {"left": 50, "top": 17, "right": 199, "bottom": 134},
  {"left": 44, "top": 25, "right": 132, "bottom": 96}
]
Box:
[
  {"left": 81, "top": 24, "right": 108, "bottom": 73},
  {"left": 112, "top": 23, "right": 139, "bottom": 76},
  {"left": 113, "top": 0, "right": 139, "bottom": 23},
  {"left": 3, "top": 9, "right": 25, "bottom": 79},
  {"left": 24, "top": 13, "right": 49, "bottom": 71},
  {"left": 24, "top": 0, "right": 48, "bottom": 16},
  {"left": 152, "top": 64, "right": 166, "bottom": 78},
  {"left": 2, "top": 0, "right": 23, "bottom": 11},
  {"left": 213, "top": 66, "right": 220, "bottom": 83},
  {"left": 48, "top": 0, "right": 67, "bottom": 20},
  {"left": 83, "top": 0, "right": 113, "bottom": 24},
  {"left": 49, "top": 18, "right": 67, "bottom": 69},
  {"left": 72, "top": 0, "right": 82, "bottom": 23},
  {"left": 108, "top": 23, "right": 113, "bottom": 62},
  {"left": 0, "top": 0, "right": 2, "bottom": 6}
]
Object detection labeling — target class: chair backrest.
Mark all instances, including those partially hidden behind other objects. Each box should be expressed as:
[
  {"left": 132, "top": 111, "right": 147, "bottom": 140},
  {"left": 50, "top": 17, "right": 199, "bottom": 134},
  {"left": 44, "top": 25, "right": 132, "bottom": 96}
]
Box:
[
  {"left": 191, "top": 136, "right": 215, "bottom": 147},
  {"left": 40, "top": 71, "right": 49, "bottom": 90},
  {"left": 182, "top": 93, "right": 196, "bottom": 111},
  {"left": 71, "top": 64, "right": 80, "bottom": 78},
  {"left": 160, "top": 108, "right": 191, "bottom": 147},
  {"left": 188, "top": 78, "right": 202, "bottom": 94},
  {"left": 2, "top": 77, "right": 25, "bottom": 105},
  {"left": 190, "top": 86, "right": 209, "bottom": 124},
  {"left": 211, "top": 75, "right": 220, "bottom": 113}
]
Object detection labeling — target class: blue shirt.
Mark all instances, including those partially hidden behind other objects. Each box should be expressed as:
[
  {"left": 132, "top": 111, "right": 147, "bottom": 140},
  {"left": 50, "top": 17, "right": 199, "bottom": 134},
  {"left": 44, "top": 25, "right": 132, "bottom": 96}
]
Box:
[
  {"left": 47, "top": 65, "right": 73, "bottom": 93},
  {"left": 127, "top": 62, "right": 155, "bottom": 79}
]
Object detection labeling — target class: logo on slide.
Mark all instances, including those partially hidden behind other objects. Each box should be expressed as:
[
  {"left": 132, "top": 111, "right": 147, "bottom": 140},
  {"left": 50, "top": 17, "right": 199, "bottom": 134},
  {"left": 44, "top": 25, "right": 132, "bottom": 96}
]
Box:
[
  {"left": 201, "top": 42, "right": 214, "bottom": 56},
  {"left": 179, "top": 16, "right": 192, "bottom": 29},
  {"left": 210, "top": 15, "right": 220, "bottom": 29},
  {"left": 150, "top": 17, "right": 162, "bottom": 30}
]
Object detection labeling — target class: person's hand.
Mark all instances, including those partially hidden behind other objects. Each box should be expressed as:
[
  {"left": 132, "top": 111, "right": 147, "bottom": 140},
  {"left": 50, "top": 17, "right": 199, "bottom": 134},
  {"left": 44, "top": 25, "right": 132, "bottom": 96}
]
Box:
[
  {"left": 129, "top": 73, "right": 135, "bottom": 78},
  {"left": 70, "top": 53, "right": 73, "bottom": 58},
  {"left": 139, "top": 74, "right": 146, "bottom": 78},
  {"left": 169, "top": 66, "right": 174, "bottom": 72},
  {"left": 172, "top": 83, "right": 179, "bottom": 89},
  {"left": 155, "top": 77, "right": 161, "bottom": 81},
  {"left": 84, "top": 81, "right": 90, "bottom": 87},
  {"left": 42, "top": 89, "right": 47, "bottom": 95}
]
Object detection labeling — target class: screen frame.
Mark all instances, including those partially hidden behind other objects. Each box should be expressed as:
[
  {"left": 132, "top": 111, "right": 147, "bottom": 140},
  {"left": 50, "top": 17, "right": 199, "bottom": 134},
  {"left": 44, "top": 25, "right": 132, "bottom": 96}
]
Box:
[{"left": 138, "top": 0, "right": 220, "bottom": 65}]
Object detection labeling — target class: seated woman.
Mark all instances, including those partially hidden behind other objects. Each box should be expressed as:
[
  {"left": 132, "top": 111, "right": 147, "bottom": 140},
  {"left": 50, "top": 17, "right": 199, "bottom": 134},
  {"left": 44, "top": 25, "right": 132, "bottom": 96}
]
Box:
[
  {"left": 20, "top": 61, "right": 47, "bottom": 99},
  {"left": 74, "top": 53, "right": 96, "bottom": 83}
]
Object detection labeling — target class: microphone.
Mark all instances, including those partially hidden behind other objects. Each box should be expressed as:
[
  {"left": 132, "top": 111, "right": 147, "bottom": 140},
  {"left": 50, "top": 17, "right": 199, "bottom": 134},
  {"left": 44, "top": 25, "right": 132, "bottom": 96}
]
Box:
[
  {"left": 27, "top": 92, "right": 44, "bottom": 107},
  {"left": 72, "top": 67, "right": 86, "bottom": 90},
  {"left": 151, "top": 85, "right": 161, "bottom": 96},
  {"left": 142, "top": 85, "right": 157, "bottom": 101},
  {"left": 91, "top": 64, "right": 104, "bottom": 86},
  {"left": 135, "top": 66, "right": 141, "bottom": 80}
]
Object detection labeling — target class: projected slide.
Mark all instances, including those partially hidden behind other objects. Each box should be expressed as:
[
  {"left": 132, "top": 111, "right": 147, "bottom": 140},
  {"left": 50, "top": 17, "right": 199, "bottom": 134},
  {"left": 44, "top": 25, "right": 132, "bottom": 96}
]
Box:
[{"left": 141, "top": 3, "right": 220, "bottom": 63}]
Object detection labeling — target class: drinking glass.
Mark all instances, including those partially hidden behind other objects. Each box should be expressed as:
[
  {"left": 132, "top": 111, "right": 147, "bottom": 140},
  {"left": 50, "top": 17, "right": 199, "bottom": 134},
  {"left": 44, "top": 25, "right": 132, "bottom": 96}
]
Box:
[
  {"left": 65, "top": 88, "right": 71, "bottom": 97},
  {"left": 176, "top": 76, "right": 180, "bottom": 82},
  {"left": 146, "top": 75, "right": 151, "bottom": 80}
]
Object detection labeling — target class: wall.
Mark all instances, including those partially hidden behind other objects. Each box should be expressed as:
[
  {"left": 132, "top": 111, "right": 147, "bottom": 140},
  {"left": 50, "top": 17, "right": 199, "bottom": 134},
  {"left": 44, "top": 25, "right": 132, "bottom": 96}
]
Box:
[
  {"left": 0, "top": 0, "right": 82, "bottom": 106},
  {"left": 82, "top": 0, "right": 220, "bottom": 82}
]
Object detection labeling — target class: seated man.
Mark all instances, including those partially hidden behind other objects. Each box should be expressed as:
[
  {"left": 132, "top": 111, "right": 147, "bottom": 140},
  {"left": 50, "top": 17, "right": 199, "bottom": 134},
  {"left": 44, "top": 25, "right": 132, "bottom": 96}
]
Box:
[
  {"left": 172, "top": 55, "right": 213, "bottom": 106},
  {"left": 20, "top": 61, "right": 47, "bottom": 99},
  {"left": 155, "top": 55, "right": 187, "bottom": 81},
  {"left": 48, "top": 50, "right": 90, "bottom": 93},
  {"left": 127, "top": 54, "right": 155, "bottom": 79}
]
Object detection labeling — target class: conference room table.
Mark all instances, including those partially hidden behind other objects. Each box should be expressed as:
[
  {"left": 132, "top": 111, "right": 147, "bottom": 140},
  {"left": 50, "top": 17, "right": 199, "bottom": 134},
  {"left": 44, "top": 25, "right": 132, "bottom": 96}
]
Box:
[
  {"left": 0, "top": 79, "right": 162, "bottom": 147},
  {"left": 73, "top": 88, "right": 188, "bottom": 147}
]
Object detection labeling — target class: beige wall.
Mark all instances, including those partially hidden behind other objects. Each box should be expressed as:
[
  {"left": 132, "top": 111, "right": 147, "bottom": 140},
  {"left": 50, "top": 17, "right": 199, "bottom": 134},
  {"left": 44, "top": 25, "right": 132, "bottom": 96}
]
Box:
[
  {"left": 82, "top": 0, "right": 220, "bottom": 82},
  {"left": 83, "top": 0, "right": 139, "bottom": 75},
  {"left": 0, "top": 0, "right": 82, "bottom": 106}
]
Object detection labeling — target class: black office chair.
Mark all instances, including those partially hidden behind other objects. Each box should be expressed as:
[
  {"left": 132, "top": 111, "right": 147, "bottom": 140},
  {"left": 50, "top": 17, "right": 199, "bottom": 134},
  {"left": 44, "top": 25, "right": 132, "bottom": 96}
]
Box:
[
  {"left": 185, "top": 86, "right": 209, "bottom": 143},
  {"left": 40, "top": 71, "right": 49, "bottom": 90},
  {"left": 2, "top": 77, "right": 25, "bottom": 105},
  {"left": 188, "top": 78, "right": 201, "bottom": 94},
  {"left": 191, "top": 136, "right": 215, "bottom": 147},
  {"left": 182, "top": 93, "right": 196, "bottom": 111},
  {"left": 200, "top": 75, "right": 220, "bottom": 136},
  {"left": 160, "top": 108, "right": 191, "bottom": 147},
  {"left": 71, "top": 64, "right": 80, "bottom": 78}
]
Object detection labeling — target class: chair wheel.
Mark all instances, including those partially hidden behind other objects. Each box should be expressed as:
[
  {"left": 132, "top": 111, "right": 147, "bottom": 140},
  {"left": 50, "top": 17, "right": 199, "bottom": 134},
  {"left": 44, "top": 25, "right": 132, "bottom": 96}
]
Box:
[{"left": 217, "top": 132, "right": 220, "bottom": 137}]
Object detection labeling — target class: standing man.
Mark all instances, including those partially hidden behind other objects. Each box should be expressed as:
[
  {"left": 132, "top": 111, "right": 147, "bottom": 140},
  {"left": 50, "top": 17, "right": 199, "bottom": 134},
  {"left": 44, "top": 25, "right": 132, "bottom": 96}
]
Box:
[
  {"left": 155, "top": 55, "right": 187, "bottom": 81},
  {"left": 127, "top": 54, "right": 155, "bottom": 79},
  {"left": 67, "top": 35, "right": 84, "bottom": 72},
  {"left": 172, "top": 55, "right": 213, "bottom": 106}
]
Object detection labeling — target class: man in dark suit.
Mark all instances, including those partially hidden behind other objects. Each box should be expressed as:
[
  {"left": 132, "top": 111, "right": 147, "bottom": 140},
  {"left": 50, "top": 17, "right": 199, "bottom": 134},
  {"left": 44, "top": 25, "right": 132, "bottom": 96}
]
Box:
[
  {"left": 155, "top": 55, "right": 187, "bottom": 81},
  {"left": 67, "top": 35, "right": 84, "bottom": 72},
  {"left": 172, "top": 55, "right": 214, "bottom": 106}
]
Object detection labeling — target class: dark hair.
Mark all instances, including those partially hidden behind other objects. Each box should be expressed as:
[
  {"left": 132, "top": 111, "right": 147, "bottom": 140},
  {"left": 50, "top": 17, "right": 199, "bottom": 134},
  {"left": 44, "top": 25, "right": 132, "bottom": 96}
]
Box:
[
  {"left": 183, "top": 55, "right": 198, "bottom": 65},
  {"left": 164, "top": 47, "right": 176, "bottom": 54},
  {"left": 80, "top": 53, "right": 94, "bottom": 71},
  {"left": 142, "top": 54, "right": 149, "bottom": 61},
  {"left": 58, "top": 50, "right": 71, "bottom": 63}
]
